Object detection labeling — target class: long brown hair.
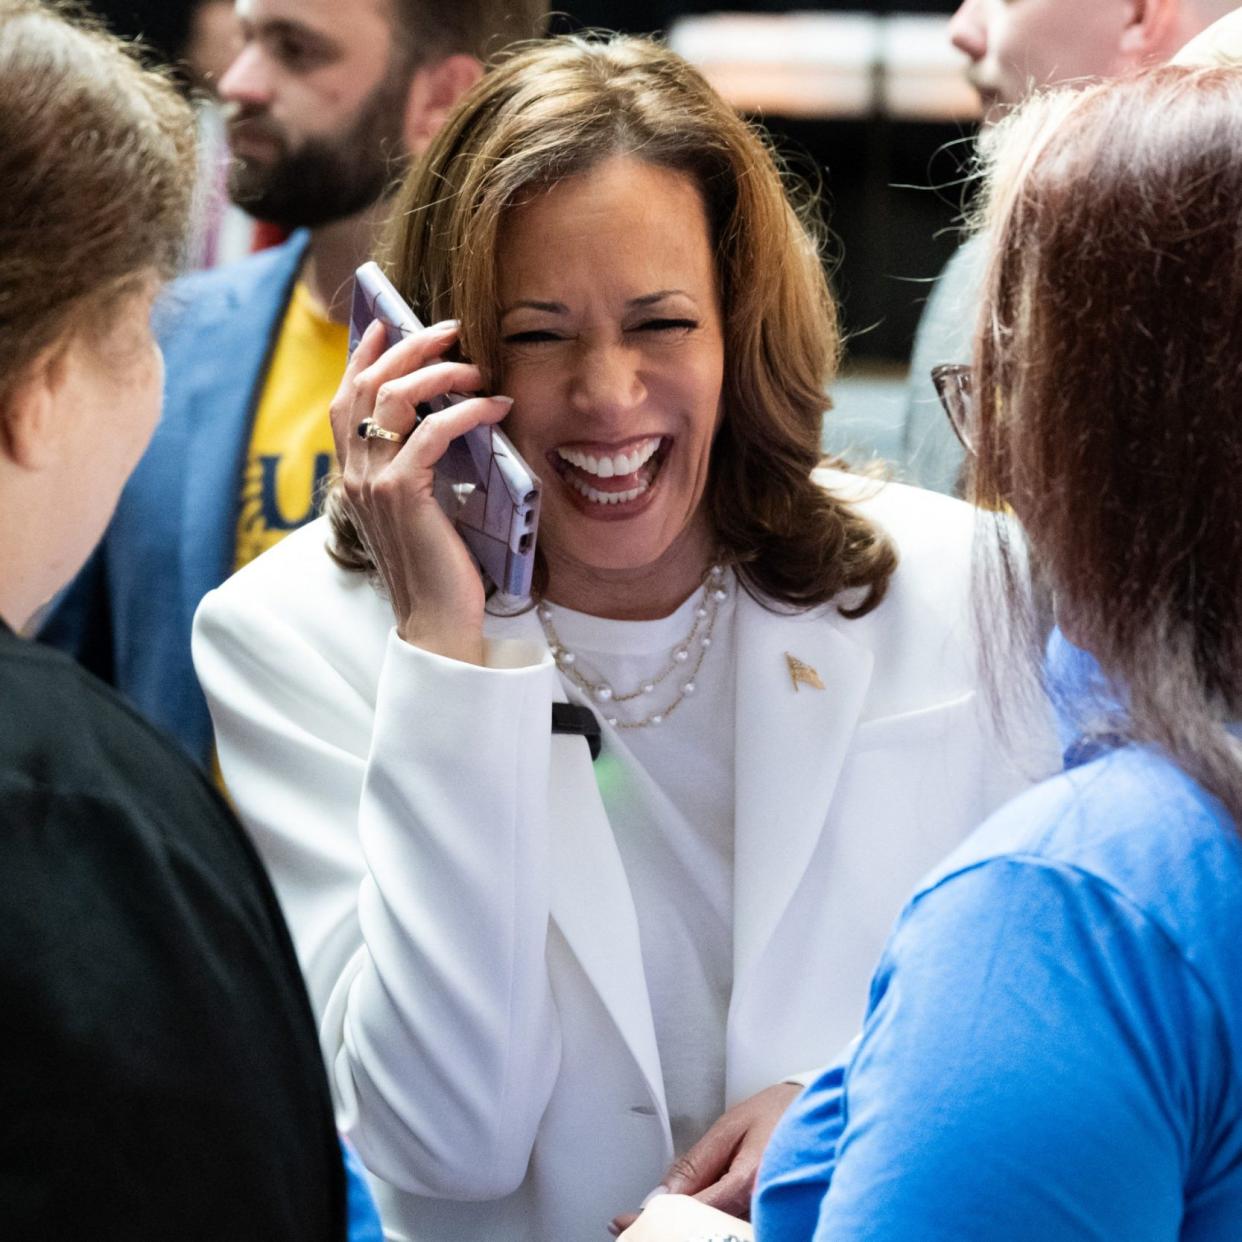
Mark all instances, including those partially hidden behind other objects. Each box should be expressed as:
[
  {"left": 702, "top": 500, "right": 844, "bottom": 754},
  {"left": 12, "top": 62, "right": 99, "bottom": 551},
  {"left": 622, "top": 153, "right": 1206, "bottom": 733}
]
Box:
[
  {"left": 327, "top": 34, "right": 896, "bottom": 615},
  {"left": 971, "top": 67, "right": 1242, "bottom": 823},
  {"left": 0, "top": 0, "right": 195, "bottom": 411}
]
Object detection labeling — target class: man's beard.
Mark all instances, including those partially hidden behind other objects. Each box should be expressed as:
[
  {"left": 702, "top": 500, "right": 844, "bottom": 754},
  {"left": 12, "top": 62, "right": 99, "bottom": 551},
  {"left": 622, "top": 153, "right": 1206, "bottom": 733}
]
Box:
[{"left": 226, "top": 66, "right": 411, "bottom": 229}]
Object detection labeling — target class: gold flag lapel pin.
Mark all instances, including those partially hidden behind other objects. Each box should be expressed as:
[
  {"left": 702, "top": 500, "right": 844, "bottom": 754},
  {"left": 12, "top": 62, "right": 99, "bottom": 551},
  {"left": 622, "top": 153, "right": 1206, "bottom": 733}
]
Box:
[{"left": 785, "top": 652, "right": 825, "bottom": 693}]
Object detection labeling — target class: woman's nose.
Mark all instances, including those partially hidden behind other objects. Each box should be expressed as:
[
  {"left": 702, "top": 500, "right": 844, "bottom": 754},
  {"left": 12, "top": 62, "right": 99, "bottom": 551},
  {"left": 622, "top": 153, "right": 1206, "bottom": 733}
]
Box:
[{"left": 567, "top": 343, "right": 646, "bottom": 422}]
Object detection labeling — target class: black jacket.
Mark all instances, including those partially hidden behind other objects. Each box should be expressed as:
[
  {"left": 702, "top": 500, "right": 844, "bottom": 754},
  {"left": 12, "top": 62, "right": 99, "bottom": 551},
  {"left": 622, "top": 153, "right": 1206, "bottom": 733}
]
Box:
[{"left": 0, "top": 621, "right": 345, "bottom": 1239}]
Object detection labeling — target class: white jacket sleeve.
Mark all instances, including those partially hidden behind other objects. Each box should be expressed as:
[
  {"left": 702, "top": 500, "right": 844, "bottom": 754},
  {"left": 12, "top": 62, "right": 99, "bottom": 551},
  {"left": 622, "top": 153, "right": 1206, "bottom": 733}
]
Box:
[{"left": 193, "top": 583, "right": 562, "bottom": 1200}]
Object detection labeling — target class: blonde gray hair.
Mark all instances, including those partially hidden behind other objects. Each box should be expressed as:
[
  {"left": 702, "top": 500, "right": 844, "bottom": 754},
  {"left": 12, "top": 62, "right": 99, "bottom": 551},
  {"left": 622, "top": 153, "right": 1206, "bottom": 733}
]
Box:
[{"left": 0, "top": 0, "right": 195, "bottom": 408}]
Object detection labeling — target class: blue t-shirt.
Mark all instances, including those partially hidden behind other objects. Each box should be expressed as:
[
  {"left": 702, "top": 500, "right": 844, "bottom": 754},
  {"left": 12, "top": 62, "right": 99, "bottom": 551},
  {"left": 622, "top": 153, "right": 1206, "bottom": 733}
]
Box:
[{"left": 755, "top": 744, "right": 1242, "bottom": 1240}]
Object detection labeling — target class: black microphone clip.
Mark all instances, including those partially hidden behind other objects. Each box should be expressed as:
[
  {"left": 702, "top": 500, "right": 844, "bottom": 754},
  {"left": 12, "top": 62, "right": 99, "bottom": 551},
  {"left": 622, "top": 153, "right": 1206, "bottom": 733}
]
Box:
[{"left": 551, "top": 702, "right": 602, "bottom": 761}]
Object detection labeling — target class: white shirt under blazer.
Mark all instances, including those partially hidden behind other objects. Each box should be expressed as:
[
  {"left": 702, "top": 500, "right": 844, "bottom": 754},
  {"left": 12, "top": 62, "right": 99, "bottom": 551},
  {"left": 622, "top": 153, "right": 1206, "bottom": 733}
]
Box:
[{"left": 192, "top": 470, "right": 1055, "bottom": 1241}]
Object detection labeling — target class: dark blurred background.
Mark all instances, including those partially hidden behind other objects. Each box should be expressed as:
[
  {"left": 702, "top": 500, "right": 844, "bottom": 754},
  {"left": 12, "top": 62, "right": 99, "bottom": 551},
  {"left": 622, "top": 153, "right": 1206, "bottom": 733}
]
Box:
[{"left": 86, "top": 1, "right": 974, "bottom": 378}]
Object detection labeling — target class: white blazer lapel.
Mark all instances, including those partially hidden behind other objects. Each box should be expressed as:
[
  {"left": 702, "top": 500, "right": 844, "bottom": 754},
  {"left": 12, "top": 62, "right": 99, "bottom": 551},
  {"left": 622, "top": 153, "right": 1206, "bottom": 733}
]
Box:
[
  {"left": 546, "top": 734, "right": 667, "bottom": 1121},
  {"left": 732, "top": 594, "right": 874, "bottom": 991},
  {"left": 500, "top": 610, "right": 667, "bottom": 1123}
]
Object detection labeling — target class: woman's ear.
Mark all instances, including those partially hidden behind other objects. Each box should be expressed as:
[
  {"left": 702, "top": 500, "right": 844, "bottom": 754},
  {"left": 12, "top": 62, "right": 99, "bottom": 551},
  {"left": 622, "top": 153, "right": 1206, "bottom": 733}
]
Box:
[
  {"left": 402, "top": 53, "right": 484, "bottom": 157},
  {"left": 0, "top": 341, "right": 74, "bottom": 470}
]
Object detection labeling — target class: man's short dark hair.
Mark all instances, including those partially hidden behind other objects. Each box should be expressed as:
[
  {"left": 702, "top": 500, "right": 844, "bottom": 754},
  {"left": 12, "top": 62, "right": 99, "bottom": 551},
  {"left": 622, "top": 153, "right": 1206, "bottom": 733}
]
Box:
[{"left": 390, "top": 0, "right": 549, "bottom": 66}]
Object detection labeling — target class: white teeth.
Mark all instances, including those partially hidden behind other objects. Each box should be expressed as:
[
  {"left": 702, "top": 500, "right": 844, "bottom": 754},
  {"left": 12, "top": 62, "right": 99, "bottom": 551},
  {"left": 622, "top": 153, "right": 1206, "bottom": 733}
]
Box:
[
  {"left": 565, "top": 474, "right": 650, "bottom": 505},
  {"left": 557, "top": 437, "right": 660, "bottom": 478}
]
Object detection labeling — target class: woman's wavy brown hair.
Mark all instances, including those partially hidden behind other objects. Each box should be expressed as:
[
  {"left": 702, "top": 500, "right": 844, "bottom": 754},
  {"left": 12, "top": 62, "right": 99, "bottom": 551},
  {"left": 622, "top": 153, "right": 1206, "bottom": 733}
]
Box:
[
  {"left": 970, "top": 66, "right": 1242, "bottom": 824},
  {"left": 327, "top": 33, "right": 895, "bottom": 615},
  {"left": 0, "top": 0, "right": 195, "bottom": 411}
]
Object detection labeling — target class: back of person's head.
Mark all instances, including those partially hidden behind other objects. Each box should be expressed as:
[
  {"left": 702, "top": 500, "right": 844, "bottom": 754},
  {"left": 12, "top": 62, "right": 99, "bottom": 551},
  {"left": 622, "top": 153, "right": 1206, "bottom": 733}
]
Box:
[
  {"left": 339, "top": 34, "right": 896, "bottom": 614},
  {"left": 970, "top": 65, "right": 1242, "bottom": 819},
  {"left": 0, "top": 0, "right": 194, "bottom": 406},
  {"left": 390, "top": 0, "right": 549, "bottom": 66}
]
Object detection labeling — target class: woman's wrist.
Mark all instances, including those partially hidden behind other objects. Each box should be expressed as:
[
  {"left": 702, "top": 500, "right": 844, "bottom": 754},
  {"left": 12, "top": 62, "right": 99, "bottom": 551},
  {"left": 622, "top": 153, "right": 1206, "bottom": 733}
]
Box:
[{"left": 395, "top": 619, "right": 485, "bottom": 667}]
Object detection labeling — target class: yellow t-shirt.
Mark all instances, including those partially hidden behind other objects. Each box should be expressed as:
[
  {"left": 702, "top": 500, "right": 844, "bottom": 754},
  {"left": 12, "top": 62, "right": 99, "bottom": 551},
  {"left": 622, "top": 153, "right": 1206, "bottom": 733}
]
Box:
[{"left": 234, "top": 281, "right": 348, "bottom": 572}]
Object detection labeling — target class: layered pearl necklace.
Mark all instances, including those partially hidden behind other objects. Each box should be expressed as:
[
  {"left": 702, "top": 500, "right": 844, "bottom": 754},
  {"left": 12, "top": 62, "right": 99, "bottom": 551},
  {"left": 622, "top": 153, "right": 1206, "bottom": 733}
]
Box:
[{"left": 537, "top": 564, "right": 729, "bottom": 730}]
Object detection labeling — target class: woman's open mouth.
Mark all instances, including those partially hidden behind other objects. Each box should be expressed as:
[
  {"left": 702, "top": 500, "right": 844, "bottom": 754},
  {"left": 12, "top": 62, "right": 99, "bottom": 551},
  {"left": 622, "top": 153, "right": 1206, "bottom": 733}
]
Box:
[{"left": 551, "top": 436, "right": 670, "bottom": 510}]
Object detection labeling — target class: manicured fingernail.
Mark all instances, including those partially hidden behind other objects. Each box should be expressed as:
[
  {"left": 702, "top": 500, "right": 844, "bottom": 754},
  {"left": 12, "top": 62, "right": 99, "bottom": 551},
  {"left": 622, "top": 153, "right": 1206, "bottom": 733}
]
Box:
[
  {"left": 606, "top": 1224, "right": 621, "bottom": 1238},
  {"left": 490, "top": 395, "right": 514, "bottom": 408},
  {"left": 430, "top": 318, "right": 460, "bottom": 333},
  {"left": 640, "top": 1185, "right": 669, "bottom": 1209}
]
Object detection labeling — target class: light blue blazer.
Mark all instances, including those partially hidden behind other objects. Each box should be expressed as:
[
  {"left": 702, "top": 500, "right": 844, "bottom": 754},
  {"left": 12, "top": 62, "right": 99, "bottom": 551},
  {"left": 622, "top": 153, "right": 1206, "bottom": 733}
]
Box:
[{"left": 41, "top": 232, "right": 311, "bottom": 765}]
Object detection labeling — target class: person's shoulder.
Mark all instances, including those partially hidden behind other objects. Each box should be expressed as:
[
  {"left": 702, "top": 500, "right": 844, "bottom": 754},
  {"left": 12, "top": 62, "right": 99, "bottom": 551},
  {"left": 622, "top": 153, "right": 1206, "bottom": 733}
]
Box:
[
  {"left": 892, "top": 747, "right": 1242, "bottom": 1070},
  {"left": 210, "top": 515, "right": 353, "bottom": 605},
  {"left": 195, "top": 516, "right": 392, "bottom": 661},
  {"left": 816, "top": 466, "right": 977, "bottom": 616},
  {"left": 167, "top": 231, "right": 309, "bottom": 303},
  {"left": 794, "top": 469, "right": 996, "bottom": 718},
  {"left": 0, "top": 634, "right": 223, "bottom": 820},
  {"left": 920, "top": 746, "right": 1242, "bottom": 954},
  {"left": 819, "top": 466, "right": 974, "bottom": 539},
  {"left": 927, "top": 232, "right": 989, "bottom": 308},
  {"left": 951, "top": 746, "right": 1231, "bottom": 858},
  {"left": 905, "top": 234, "right": 989, "bottom": 395},
  {"left": 156, "top": 232, "right": 309, "bottom": 336}
]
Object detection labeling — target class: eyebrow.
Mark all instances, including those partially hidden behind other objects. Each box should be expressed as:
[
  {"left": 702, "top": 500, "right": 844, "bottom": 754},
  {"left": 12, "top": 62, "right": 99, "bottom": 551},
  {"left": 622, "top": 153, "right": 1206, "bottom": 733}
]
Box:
[
  {"left": 253, "top": 17, "right": 341, "bottom": 55},
  {"left": 500, "top": 290, "right": 692, "bottom": 316}
]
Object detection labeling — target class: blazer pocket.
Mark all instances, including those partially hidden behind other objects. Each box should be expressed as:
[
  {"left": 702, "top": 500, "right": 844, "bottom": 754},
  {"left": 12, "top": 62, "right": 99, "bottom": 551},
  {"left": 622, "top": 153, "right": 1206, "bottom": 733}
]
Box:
[{"left": 850, "top": 690, "right": 977, "bottom": 753}]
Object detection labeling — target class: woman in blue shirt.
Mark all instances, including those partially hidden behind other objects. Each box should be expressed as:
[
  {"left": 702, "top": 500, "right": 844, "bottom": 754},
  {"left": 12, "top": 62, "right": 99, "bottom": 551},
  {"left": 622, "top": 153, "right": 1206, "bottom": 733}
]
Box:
[{"left": 621, "top": 63, "right": 1242, "bottom": 1242}]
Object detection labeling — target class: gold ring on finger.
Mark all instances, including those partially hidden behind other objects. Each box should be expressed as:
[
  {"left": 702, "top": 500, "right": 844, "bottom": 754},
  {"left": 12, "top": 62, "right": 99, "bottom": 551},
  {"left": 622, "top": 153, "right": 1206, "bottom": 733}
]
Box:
[{"left": 357, "top": 418, "right": 406, "bottom": 444}]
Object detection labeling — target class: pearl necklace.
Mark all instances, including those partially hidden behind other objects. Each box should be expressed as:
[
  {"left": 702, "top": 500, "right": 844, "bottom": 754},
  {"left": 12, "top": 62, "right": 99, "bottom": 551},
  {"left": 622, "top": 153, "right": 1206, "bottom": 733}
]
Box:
[{"left": 537, "top": 565, "right": 728, "bottom": 730}]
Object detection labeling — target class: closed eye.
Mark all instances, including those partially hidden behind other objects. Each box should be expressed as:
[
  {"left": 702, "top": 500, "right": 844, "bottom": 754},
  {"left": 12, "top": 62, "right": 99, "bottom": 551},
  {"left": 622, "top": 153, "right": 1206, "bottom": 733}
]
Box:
[
  {"left": 258, "top": 23, "right": 338, "bottom": 73},
  {"left": 631, "top": 318, "right": 699, "bottom": 333},
  {"left": 502, "top": 329, "right": 563, "bottom": 345},
  {"left": 502, "top": 319, "right": 699, "bottom": 345}
]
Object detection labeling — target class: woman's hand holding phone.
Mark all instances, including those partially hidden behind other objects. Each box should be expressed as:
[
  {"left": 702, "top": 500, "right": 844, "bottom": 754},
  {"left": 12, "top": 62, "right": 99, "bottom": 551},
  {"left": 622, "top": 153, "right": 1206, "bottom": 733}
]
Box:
[{"left": 329, "top": 318, "right": 514, "bottom": 666}]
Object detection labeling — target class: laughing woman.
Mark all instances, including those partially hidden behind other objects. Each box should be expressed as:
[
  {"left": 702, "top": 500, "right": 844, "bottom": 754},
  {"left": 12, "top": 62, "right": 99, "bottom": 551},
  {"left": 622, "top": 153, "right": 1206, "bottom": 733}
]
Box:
[{"left": 192, "top": 35, "right": 1052, "bottom": 1242}]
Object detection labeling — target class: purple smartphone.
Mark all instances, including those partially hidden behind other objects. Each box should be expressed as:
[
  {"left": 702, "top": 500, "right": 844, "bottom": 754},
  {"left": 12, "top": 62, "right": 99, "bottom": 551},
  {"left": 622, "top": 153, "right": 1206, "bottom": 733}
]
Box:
[{"left": 349, "top": 262, "right": 541, "bottom": 597}]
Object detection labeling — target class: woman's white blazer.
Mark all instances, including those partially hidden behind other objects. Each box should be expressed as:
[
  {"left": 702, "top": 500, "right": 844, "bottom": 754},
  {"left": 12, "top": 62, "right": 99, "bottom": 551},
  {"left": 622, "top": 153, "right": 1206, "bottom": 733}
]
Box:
[{"left": 192, "top": 472, "right": 1054, "bottom": 1241}]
